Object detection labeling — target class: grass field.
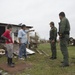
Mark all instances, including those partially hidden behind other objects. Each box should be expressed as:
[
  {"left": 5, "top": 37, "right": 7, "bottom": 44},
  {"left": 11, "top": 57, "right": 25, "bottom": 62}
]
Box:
[{"left": 0, "top": 43, "right": 75, "bottom": 75}]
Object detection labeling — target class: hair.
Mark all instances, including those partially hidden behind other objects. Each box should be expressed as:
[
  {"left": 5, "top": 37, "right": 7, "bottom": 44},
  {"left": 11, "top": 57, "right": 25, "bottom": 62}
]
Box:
[
  {"left": 21, "top": 24, "right": 26, "bottom": 28},
  {"left": 50, "top": 22, "right": 54, "bottom": 26},
  {"left": 59, "top": 12, "right": 65, "bottom": 17},
  {"left": 7, "top": 25, "right": 12, "bottom": 29}
]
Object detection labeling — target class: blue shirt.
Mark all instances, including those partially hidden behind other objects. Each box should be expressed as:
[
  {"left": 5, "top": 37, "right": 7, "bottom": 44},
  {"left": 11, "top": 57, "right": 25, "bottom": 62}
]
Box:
[{"left": 18, "top": 29, "right": 28, "bottom": 44}]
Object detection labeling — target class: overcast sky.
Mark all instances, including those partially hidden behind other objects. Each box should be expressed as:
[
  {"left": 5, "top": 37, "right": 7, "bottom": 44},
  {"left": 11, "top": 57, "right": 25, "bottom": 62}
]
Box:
[{"left": 0, "top": 0, "right": 75, "bottom": 39}]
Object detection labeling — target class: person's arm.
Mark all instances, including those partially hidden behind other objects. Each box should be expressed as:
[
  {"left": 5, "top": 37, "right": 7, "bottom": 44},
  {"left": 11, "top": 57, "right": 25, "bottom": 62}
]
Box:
[
  {"left": 53, "top": 28, "right": 57, "bottom": 39},
  {"left": 18, "top": 38, "right": 21, "bottom": 45},
  {"left": 1, "top": 35, "right": 8, "bottom": 40},
  {"left": 1, "top": 31, "right": 9, "bottom": 40},
  {"left": 58, "top": 19, "right": 67, "bottom": 39},
  {"left": 18, "top": 30, "right": 22, "bottom": 44},
  {"left": 59, "top": 19, "right": 66, "bottom": 34},
  {"left": 52, "top": 28, "right": 57, "bottom": 43},
  {"left": 26, "top": 30, "right": 35, "bottom": 33}
]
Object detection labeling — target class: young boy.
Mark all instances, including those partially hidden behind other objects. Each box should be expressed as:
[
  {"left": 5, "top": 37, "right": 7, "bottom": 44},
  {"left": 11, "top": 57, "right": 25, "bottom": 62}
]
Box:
[{"left": 1, "top": 25, "right": 15, "bottom": 67}]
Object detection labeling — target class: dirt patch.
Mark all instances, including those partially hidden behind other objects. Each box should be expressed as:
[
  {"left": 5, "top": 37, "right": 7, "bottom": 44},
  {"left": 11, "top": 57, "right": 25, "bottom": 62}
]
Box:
[{"left": 0, "top": 62, "right": 32, "bottom": 74}]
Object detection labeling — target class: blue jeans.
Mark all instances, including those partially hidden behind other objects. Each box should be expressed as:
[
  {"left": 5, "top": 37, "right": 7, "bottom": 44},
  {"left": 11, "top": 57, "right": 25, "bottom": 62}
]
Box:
[{"left": 19, "top": 43, "right": 27, "bottom": 58}]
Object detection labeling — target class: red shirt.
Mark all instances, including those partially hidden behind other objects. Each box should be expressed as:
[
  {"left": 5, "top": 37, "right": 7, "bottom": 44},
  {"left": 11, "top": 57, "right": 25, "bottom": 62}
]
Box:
[{"left": 2, "top": 30, "right": 13, "bottom": 44}]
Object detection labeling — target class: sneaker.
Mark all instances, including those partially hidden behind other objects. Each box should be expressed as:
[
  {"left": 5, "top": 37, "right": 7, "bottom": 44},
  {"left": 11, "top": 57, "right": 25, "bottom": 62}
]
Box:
[{"left": 19, "top": 58, "right": 24, "bottom": 60}]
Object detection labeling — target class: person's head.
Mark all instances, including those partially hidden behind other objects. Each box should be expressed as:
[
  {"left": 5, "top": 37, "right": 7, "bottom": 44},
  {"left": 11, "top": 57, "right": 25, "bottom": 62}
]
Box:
[
  {"left": 21, "top": 24, "right": 26, "bottom": 30},
  {"left": 59, "top": 12, "right": 65, "bottom": 20},
  {"left": 7, "top": 25, "right": 12, "bottom": 31},
  {"left": 49, "top": 22, "right": 54, "bottom": 28}
]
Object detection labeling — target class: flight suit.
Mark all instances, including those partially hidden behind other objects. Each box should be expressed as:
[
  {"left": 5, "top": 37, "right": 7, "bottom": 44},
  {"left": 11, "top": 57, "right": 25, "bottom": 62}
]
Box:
[
  {"left": 59, "top": 17, "right": 70, "bottom": 65},
  {"left": 49, "top": 27, "right": 57, "bottom": 58}
]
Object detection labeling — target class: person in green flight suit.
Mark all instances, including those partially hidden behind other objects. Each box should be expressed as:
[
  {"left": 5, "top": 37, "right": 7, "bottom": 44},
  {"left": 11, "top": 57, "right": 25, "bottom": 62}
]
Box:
[
  {"left": 49, "top": 22, "right": 57, "bottom": 60},
  {"left": 58, "top": 12, "right": 70, "bottom": 67}
]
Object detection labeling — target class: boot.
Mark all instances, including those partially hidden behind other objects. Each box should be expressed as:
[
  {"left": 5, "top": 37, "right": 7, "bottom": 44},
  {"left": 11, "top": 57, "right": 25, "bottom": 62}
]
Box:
[
  {"left": 7, "top": 57, "right": 10, "bottom": 65},
  {"left": 10, "top": 58, "right": 15, "bottom": 65},
  {"left": 8, "top": 58, "right": 15, "bottom": 67}
]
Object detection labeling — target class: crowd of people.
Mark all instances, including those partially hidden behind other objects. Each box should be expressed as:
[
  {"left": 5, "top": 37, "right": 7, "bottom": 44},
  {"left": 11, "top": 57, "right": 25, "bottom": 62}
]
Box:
[{"left": 1, "top": 11, "right": 70, "bottom": 68}]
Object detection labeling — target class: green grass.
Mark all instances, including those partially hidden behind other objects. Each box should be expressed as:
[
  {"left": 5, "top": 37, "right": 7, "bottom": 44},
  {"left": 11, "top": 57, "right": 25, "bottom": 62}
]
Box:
[{"left": 0, "top": 43, "right": 75, "bottom": 75}]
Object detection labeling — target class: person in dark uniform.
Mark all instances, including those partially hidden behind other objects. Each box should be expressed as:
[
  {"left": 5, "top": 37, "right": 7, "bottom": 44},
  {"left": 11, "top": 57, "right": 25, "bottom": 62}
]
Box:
[
  {"left": 58, "top": 12, "right": 70, "bottom": 67},
  {"left": 49, "top": 22, "right": 57, "bottom": 60}
]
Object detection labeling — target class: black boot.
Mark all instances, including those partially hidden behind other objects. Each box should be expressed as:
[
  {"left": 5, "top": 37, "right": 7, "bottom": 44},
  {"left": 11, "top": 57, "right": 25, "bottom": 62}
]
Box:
[
  {"left": 7, "top": 57, "right": 10, "bottom": 65},
  {"left": 8, "top": 58, "right": 15, "bottom": 67},
  {"left": 10, "top": 58, "right": 15, "bottom": 65}
]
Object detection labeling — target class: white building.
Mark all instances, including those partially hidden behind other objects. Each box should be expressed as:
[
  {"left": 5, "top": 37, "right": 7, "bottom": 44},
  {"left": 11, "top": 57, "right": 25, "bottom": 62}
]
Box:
[{"left": 0, "top": 23, "right": 33, "bottom": 43}]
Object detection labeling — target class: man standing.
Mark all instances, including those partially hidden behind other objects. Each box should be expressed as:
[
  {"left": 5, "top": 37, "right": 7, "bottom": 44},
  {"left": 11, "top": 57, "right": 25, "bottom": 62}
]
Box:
[
  {"left": 49, "top": 22, "right": 57, "bottom": 60},
  {"left": 1, "top": 25, "right": 15, "bottom": 67},
  {"left": 18, "top": 24, "right": 34, "bottom": 60},
  {"left": 58, "top": 12, "right": 70, "bottom": 67}
]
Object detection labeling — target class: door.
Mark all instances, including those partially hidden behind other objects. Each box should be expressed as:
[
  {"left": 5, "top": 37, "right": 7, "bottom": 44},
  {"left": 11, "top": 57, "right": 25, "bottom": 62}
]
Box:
[{"left": 0, "top": 26, "right": 5, "bottom": 43}]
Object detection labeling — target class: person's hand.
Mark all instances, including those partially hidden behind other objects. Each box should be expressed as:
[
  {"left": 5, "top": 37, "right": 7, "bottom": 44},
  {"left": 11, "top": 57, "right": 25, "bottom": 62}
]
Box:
[
  {"left": 7, "top": 39, "right": 11, "bottom": 42},
  {"left": 58, "top": 38, "right": 60, "bottom": 43},
  {"left": 19, "top": 42, "right": 21, "bottom": 47}
]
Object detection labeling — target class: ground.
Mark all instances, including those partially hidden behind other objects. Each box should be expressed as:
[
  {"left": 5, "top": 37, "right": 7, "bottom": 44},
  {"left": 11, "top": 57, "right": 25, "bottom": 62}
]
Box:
[{"left": 0, "top": 43, "right": 75, "bottom": 75}]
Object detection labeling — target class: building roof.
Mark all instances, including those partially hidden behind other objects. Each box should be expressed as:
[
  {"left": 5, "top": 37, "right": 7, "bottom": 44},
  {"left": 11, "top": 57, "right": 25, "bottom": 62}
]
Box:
[{"left": 0, "top": 23, "right": 33, "bottom": 29}]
